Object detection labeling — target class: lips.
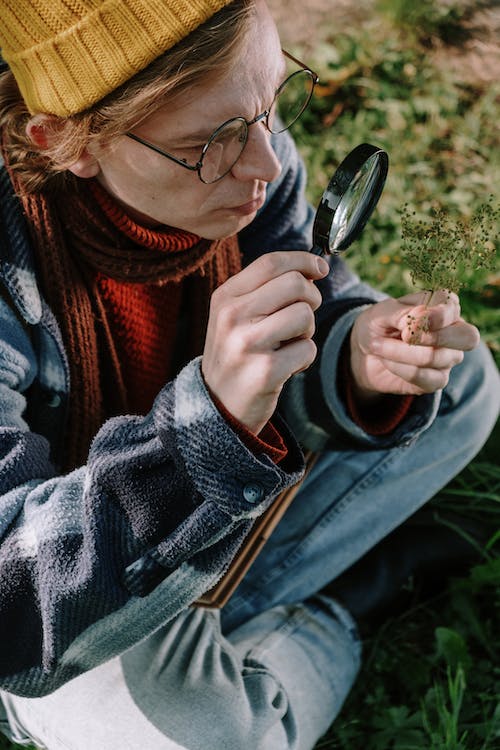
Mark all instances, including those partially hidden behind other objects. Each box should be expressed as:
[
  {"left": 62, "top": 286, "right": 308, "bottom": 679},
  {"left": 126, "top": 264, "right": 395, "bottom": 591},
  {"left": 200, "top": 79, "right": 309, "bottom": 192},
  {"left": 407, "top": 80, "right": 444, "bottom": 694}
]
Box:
[{"left": 230, "top": 192, "right": 266, "bottom": 215}]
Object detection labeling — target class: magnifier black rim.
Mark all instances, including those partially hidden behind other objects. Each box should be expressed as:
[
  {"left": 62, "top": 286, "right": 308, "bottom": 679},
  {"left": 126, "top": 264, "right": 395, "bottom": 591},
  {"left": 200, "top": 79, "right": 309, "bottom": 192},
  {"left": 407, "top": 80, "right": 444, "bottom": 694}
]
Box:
[{"left": 312, "top": 142, "right": 389, "bottom": 254}]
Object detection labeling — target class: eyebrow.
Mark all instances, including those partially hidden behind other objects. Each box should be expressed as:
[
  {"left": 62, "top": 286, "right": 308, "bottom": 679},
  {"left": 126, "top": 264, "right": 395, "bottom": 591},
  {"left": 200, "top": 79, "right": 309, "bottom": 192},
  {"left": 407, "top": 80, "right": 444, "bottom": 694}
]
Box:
[{"left": 176, "top": 56, "right": 288, "bottom": 145}]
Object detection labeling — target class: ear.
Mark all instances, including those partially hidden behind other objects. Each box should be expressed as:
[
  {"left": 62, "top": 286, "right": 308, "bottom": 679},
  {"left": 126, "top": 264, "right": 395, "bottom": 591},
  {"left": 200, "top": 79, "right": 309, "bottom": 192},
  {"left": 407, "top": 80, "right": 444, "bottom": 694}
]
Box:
[{"left": 26, "top": 113, "right": 101, "bottom": 179}]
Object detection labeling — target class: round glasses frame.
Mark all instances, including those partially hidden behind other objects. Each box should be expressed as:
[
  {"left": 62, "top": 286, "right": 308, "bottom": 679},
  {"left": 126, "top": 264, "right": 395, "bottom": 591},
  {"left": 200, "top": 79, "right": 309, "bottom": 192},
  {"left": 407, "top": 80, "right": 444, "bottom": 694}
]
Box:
[{"left": 125, "top": 50, "right": 319, "bottom": 184}]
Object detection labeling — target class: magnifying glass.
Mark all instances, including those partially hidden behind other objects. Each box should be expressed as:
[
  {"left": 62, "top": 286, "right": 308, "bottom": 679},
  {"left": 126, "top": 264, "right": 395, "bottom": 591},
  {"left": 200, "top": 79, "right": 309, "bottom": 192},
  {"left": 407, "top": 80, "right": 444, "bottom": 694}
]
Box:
[{"left": 311, "top": 143, "right": 389, "bottom": 256}]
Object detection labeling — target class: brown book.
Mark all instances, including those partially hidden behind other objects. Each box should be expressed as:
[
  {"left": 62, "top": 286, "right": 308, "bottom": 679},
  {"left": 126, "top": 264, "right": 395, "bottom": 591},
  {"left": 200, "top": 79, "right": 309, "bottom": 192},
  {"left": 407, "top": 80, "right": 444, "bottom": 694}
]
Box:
[{"left": 195, "top": 452, "right": 317, "bottom": 609}]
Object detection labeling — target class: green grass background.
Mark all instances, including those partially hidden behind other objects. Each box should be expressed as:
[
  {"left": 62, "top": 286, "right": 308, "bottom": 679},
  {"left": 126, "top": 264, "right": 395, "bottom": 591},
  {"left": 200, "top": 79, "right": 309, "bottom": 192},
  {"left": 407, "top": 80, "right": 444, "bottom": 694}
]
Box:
[{"left": 1, "top": 1, "right": 498, "bottom": 748}]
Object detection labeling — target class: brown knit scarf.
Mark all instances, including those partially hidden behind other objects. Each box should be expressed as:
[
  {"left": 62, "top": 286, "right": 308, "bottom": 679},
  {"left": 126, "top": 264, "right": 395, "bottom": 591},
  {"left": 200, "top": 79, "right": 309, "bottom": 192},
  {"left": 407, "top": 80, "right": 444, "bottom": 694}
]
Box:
[{"left": 7, "top": 168, "right": 241, "bottom": 471}]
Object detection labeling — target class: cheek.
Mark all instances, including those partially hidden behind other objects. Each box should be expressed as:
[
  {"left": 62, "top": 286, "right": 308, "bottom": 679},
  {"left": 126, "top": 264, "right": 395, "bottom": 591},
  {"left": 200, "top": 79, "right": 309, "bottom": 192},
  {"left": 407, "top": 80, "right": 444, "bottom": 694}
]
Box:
[
  {"left": 95, "top": 146, "right": 226, "bottom": 232},
  {"left": 133, "top": 176, "right": 222, "bottom": 233},
  {"left": 98, "top": 155, "right": 188, "bottom": 210}
]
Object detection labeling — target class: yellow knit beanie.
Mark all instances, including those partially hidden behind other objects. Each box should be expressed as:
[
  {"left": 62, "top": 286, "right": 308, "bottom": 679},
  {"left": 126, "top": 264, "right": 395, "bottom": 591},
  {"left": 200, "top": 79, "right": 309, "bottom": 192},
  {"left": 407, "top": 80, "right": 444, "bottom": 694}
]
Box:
[{"left": 0, "top": 0, "right": 234, "bottom": 116}]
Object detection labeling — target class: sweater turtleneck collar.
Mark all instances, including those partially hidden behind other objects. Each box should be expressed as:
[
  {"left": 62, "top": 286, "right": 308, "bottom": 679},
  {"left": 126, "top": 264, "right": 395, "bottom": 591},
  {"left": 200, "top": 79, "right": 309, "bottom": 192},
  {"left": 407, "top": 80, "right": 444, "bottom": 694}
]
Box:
[{"left": 88, "top": 179, "right": 200, "bottom": 253}]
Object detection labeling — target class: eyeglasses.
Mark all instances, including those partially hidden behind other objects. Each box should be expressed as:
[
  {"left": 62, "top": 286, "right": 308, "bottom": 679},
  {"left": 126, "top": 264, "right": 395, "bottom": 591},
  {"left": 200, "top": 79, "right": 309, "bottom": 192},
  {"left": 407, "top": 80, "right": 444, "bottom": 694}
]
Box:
[{"left": 125, "top": 50, "right": 319, "bottom": 184}]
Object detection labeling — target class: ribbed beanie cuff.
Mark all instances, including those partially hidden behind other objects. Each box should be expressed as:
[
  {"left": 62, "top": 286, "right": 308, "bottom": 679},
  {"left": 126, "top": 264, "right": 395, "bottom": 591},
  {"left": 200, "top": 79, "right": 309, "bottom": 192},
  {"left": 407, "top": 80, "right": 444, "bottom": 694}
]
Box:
[{"left": 0, "top": 0, "right": 234, "bottom": 116}]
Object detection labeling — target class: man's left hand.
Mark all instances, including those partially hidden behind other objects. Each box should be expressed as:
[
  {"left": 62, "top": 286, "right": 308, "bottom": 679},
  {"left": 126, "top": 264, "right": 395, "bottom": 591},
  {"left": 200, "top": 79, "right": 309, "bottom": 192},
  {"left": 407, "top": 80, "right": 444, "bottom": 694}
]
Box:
[{"left": 349, "top": 290, "right": 480, "bottom": 401}]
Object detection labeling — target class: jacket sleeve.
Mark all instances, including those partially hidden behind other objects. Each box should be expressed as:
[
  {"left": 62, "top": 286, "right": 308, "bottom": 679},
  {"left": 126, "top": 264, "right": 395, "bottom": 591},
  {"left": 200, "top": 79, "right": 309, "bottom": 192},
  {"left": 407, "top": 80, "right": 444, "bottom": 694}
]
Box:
[
  {"left": 239, "top": 130, "right": 441, "bottom": 452},
  {"left": 0, "top": 295, "right": 304, "bottom": 697}
]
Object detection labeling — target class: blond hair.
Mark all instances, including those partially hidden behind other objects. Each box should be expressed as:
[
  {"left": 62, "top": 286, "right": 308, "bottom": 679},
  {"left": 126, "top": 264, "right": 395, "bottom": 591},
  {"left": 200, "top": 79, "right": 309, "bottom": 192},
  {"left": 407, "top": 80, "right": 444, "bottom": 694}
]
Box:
[{"left": 0, "top": 0, "right": 253, "bottom": 193}]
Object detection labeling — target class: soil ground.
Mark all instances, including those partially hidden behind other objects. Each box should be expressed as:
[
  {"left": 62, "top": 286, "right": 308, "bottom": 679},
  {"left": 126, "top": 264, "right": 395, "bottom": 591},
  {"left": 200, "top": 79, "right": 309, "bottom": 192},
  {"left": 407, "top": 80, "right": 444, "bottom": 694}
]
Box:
[{"left": 267, "top": 0, "right": 500, "bottom": 85}]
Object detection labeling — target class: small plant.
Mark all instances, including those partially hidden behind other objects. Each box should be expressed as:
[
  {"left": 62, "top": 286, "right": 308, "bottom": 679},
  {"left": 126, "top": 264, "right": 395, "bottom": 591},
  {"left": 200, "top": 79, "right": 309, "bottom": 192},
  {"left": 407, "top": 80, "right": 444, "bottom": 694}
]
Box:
[
  {"left": 421, "top": 665, "right": 468, "bottom": 750},
  {"left": 400, "top": 198, "right": 498, "bottom": 342}
]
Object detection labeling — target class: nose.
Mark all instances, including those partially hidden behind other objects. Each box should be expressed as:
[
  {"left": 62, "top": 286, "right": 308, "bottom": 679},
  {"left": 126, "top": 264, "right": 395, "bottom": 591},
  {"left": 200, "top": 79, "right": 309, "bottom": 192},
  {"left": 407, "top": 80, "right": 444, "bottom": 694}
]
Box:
[{"left": 230, "top": 121, "right": 282, "bottom": 183}]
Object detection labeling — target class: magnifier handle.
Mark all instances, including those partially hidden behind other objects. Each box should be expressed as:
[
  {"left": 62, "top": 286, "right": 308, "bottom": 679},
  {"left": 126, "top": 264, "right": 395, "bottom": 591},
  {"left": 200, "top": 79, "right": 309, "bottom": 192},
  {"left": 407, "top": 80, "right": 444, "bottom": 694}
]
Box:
[{"left": 310, "top": 244, "right": 325, "bottom": 256}]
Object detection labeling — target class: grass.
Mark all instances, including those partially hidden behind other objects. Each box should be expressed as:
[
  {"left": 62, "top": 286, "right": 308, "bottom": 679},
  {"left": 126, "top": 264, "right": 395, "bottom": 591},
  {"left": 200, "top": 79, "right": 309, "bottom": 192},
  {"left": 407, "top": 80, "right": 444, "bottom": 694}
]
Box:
[
  {"left": 315, "top": 449, "right": 500, "bottom": 750},
  {"left": 1, "top": 1, "right": 498, "bottom": 749}
]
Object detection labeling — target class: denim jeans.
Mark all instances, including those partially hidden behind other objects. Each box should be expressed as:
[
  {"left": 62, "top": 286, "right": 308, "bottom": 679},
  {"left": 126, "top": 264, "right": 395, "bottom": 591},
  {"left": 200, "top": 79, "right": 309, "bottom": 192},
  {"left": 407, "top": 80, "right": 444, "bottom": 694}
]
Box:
[{"left": 1, "top": 343, "right": 498, "bottom": 750}]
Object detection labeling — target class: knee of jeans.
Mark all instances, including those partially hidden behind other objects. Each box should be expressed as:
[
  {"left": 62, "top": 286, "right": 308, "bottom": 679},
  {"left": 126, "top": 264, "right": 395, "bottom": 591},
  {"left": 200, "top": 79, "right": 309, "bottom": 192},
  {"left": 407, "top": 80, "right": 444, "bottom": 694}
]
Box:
[
  {"left": 441, "top": 342, "right": 499, "bottom": 444},
  {"left": 239, "top": 668, "right": 294, "bottom": 749},
  {"left": 175, "top": 668, "right": 292, "bottom": 750}
]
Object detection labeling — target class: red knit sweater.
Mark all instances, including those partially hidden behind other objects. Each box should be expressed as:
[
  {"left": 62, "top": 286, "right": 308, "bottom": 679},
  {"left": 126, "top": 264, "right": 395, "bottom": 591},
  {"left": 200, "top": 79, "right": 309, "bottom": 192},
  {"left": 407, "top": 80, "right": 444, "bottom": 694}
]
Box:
[{"left": 92, "top": 186, "right": 288, "bottom": 463}]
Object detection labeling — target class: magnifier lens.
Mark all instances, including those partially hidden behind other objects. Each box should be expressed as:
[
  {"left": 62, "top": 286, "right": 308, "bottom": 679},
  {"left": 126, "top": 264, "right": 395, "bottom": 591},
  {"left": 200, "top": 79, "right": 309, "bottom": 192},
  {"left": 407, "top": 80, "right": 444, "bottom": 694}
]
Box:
[
  {"left": 329, "top": 153, "right": 383, "bottom": 252},
  {"left": 311, "top": 143, "right": 388, "bottom": 256}
]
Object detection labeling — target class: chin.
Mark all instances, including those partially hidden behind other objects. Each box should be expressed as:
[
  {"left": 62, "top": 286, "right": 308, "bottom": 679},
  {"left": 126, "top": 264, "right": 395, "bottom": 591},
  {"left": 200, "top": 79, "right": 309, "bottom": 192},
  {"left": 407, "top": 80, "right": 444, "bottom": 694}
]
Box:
[{"left": 200, "top": 213, "right": 256, "bottom": 240}]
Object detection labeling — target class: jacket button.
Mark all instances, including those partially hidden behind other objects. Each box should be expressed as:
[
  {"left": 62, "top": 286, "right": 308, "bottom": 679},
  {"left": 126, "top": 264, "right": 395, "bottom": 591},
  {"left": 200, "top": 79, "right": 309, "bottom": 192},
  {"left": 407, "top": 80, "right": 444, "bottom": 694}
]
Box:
[
  {"left": 46, "top": 392, "right": 61, "bottom": 408},
  {"left": 243, "top": 482, "right": 264, "bottom": 504}
]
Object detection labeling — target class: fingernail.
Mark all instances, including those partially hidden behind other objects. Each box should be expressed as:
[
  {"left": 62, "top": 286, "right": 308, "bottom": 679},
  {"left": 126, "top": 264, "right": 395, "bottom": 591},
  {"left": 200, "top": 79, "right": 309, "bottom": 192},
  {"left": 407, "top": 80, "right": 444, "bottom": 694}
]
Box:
[{"left": 317, "top": 257, "right": 330, "bottom": 274}]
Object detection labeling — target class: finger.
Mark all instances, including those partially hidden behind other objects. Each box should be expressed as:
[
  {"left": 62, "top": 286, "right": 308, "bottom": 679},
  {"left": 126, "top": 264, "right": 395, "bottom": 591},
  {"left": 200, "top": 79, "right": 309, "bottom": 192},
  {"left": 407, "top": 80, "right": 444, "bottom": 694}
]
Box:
[
  {"left": 425, "top": 298, "right": 461, "bottom": 332},
  {"left": 244, "top": 271, "right": 322, "bottom": 319},
  {"left": 378, "top": 357, "right": 451, "bottom": 393},
  {"left": 392, "top": 292, "right": 458, "bottom": 333},
  {"left": 360, "top": 297, "right": 439, "bottom": 339},
  {"left": 273, "top": 337, "right": 318, "bottom": 380},
  {"left": 246, "top": 338, "right": 318, "bottom": 395},
  {"left": 253, "top": 301, "right": 316, "bottom": 349},
  {"left": 371, "top": 338, "right": 464, "bottom": 369},
  {"left": 221, "top": 251, "right": 329, "bottom": 297},
  {"left": 401, "top": 300, "right": 460, "bottom": 337},
  {"left": 402, "top": 319, "right": 480, "bottom": 351}
]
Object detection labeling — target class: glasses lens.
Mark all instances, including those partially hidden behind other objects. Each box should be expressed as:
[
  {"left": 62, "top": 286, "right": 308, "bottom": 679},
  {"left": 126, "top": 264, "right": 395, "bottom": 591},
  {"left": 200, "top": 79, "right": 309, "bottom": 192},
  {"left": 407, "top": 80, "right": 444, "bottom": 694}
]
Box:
[
  {"left": 270, "top": 69, "right": 315, "bottom": 134},
  {"left": 200, "top": 119, "right": 248, "bottom": 183}
]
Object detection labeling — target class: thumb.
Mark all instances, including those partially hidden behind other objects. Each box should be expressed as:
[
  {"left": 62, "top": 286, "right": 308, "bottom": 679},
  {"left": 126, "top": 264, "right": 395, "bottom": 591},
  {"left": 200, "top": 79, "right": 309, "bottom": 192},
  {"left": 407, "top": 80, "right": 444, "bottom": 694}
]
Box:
[
  {"left": 373, "top": 295, "right": 429, "bottom": 332},
  {"left": 400, "top": 304, "right": 431, "bottom": 343}
]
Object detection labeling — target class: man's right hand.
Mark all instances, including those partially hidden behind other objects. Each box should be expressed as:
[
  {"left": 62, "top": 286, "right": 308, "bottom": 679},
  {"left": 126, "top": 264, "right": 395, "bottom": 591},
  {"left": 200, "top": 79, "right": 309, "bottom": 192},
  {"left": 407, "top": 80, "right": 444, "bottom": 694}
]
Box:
[{"left": 201, "top": 250, "right": 329, "bottom": 434}]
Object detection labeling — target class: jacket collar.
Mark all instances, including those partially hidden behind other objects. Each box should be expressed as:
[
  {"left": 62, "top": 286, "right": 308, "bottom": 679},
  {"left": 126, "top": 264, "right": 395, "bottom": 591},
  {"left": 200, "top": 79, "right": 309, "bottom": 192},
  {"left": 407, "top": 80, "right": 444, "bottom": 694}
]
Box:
[{"left": 0, "top": 158, "right": 42, "bottom": 324}]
